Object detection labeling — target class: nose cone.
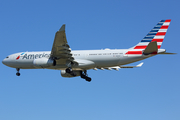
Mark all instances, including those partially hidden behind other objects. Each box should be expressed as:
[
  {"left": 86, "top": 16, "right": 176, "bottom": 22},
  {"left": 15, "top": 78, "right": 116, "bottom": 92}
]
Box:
[
  {"left": 2, "top": 57, "right": 17, "bottom": 68},
  {"left": 2, "top": 58, "right": 11, "bottom": 66},
  {"left": 2, "top": 58, "right": 7, "bottom": 65}
]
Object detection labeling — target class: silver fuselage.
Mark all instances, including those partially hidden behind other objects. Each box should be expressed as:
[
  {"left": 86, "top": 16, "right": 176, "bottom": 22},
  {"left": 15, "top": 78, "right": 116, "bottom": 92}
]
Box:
[{"left": 2, "top": 49, "right": 162, "bottom": 70}]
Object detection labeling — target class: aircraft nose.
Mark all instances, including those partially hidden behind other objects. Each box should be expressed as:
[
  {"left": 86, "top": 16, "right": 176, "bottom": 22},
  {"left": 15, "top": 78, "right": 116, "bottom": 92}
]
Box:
[
  {"left": 2, "top": 58, "right": 9, "bottom": 66},
  {"left": 2, "top": 59, "right": 6, "bottom": 65},
  {"left": 2, "top": 57, "right": 15, "bottom": 67}
]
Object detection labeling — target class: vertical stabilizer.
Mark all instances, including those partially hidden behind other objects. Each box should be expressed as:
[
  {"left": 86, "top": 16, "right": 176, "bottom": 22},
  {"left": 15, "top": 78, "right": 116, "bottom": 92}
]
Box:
[
  {"left": 126, "top": 19, "right": 171, "bottom": 55},
  {"left": 133, "top": 19, "right": 171, "bottom": 49}
]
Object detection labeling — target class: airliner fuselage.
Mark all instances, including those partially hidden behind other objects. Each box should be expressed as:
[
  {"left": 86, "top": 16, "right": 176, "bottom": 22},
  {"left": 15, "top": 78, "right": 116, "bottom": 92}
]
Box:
[
  {"left": 2, "top": 19, "right": 174, "bottom": 82},
  {"left": 3, "top": 49, "right": 165, "bottom": 70}
]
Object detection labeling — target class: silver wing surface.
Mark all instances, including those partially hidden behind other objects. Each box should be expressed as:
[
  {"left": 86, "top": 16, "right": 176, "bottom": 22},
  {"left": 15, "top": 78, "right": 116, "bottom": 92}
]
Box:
[
  {"left": 50, "top": 25, "right": 74, "bottom": 65},
  {"left": 93, "top": 62, "right": 144, "bottom": 71}
]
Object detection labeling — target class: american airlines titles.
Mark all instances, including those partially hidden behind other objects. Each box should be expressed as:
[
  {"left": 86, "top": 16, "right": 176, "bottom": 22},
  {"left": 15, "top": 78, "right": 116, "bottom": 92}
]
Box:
[{"left": 22, "top": 53, "right": 50, "bottom": 59}]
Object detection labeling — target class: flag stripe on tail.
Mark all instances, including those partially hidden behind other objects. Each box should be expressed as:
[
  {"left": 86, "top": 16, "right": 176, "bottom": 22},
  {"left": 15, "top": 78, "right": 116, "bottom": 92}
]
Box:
[
  {"left": 134, "top": 45, "right": 161, "bottom": 49},
  {"left": 156, "top": 32, "right": 166, "bottom": 35},
  {"left": 165, "top": 20, "right": 171, "bottom": 22},
  {"left": 161, "top": 26, "right": 169, "bottom": 29},
  {"left": 133, "top": 19, "right": 170, "bottom": 49},
  {"left": 126, "top": 51, "right": 142, "bottom": 54},
  {"left": 151, "top": 39, "right": 163, "bottom": 42},
  {"left": 126, "top": 19, "right": 171, "bottom": 55}
]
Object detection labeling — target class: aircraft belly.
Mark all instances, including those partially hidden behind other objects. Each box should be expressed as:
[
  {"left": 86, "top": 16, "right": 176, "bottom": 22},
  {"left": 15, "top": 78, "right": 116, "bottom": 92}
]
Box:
[
  {"left": 89, "top": 57, "right": 120, "bottom": 68},
  {"left": 15, "top": 59, "right": 37, "bottom": 69},
  {"left": 118, "top": 55, "right": 152, "bottom": 65}
]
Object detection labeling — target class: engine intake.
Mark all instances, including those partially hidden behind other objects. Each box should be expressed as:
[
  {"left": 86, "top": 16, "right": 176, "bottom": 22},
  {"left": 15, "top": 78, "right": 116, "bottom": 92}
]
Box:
[{"left": 61, "top": 70, "right": 81, "bottom": 78}]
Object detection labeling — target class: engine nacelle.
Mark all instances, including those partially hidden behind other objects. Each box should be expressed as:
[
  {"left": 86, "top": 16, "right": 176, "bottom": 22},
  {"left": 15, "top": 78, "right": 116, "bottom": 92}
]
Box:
[
  {"left": 33, "top": 58, "right": 56, "bottom": 67},
  {"left": 61, "top": 70, "right": 81, "bottom": 78}
]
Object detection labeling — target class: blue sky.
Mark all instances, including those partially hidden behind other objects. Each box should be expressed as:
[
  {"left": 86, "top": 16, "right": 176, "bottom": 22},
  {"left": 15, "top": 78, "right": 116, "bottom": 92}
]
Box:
[{"left": 0, "top": 0, "right": 180, "bottom": 120}]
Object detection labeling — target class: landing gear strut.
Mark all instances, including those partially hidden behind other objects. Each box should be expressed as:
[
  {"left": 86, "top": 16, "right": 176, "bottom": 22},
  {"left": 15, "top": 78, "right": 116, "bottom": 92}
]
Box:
[
  {"left": 65, "top": 61, "right": 76, "bottom": 76},
  {"left": 65, "top": 67, "right": 76, "bottom": 76},
  {"left": 81, "top": 70, "right": 92, "bottom": 82},
  {"left": 16, "top": 68, "right": 20, "bottom": 76}
]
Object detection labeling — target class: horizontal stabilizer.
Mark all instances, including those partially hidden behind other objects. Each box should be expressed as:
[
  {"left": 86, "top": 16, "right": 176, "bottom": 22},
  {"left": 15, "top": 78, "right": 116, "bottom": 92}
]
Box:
[
  {"left": 158, "top": 52, "right": 177, "bottom": 54},
  {"left": 143, "top": 41, "right": 158, "bottom": 55}
]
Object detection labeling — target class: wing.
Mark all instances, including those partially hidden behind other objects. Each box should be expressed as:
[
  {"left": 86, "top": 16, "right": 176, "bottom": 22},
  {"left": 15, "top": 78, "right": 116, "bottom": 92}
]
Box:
[
  {"left": 93, "top": 62, "right": 144, "bottom": 71},
  {"left": 50, "top": 25, "right": 74, "bottom": 62}
]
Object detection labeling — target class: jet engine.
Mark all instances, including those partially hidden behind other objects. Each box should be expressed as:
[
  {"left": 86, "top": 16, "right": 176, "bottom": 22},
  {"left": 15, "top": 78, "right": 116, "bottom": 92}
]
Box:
[
  {"left": 33, "top": 58, "right": 56, "bottom": 67},
  {"left": 61, "top": 70, "right": 81, "bottom": 78}
]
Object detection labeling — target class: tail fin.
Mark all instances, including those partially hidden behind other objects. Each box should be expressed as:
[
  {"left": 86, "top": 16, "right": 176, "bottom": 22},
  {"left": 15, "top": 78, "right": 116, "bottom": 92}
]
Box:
[{"left": 132, "top": 19, "right": 171, "bottom": 49}]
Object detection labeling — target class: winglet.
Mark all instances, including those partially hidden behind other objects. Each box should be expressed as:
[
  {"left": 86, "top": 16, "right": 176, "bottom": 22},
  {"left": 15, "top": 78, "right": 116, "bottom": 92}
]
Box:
[
  {"left": 120, "top": 62, "right": 144, "bottom": 68},
  {"left": 59, "top": 24, "right": 65, "bottom": 31},
  {"left": 137, "top": 62, "right": 144, "bottom": 67}
]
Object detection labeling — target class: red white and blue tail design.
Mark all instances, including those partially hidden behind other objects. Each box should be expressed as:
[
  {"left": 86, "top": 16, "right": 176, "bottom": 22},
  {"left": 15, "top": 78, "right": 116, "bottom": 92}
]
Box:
[{"left": 126, "top": 19, "right": 171, "bottom": 55}]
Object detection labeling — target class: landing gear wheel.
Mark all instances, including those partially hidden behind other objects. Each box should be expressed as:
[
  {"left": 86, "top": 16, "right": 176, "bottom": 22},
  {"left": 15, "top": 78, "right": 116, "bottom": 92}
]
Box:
[
  {"left": 66, "top": 67, "right": 71, "bottom": 73},
  {"left": 65, "top": 67, "right": 76, "bottom": 76},
  {"left": 80, "top": 71, "right": 92, "bottom": 82},
  {"left": 85, "top": 77, "right": 91, "bottom": 82},
  {"left": 16, "top": 68, "right": 20, "bottom": 76},
  {"left": 16, "top": 73, "right": 20, "bottom": 76}
]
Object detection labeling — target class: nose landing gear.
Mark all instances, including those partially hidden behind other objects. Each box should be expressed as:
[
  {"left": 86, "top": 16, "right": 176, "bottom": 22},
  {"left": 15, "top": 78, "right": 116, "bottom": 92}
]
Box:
[{"left": 16, "top": 68, "right": 20, "bottom": 76}]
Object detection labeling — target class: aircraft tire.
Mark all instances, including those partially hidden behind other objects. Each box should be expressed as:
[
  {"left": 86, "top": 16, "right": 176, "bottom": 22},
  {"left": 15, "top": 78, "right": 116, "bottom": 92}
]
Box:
[
  {"left": 85, "top": 77, "right": 91, "bottom": 82},
  {"left": 66, "top": 68, "right": 71, "bottom": 73},
  {"left": 16, "top": 73, "right": 20, "bottom": 76}
]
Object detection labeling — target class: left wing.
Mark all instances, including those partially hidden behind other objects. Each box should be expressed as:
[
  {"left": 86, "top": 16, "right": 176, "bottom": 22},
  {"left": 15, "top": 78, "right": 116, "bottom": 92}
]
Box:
[
  {"left": 120, "top": 62, "right": 144, "bottom": 68},
  {"left": 93, "top": 62, "right": 144, "bottom": 71},
  {"left": 50, "top": 25, "right": 74, "bottom": 62}
]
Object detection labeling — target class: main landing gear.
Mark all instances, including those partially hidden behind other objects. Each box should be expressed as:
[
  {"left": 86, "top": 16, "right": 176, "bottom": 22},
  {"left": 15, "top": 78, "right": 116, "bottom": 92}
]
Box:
[
  {"left": 65, "top": 67, "right": 92, "bottom": 82},
  {"left": 65, "top": 67, "right": 76, "bottom": 76},
  {"left": 16, "top": 68, "right": 20, "bottom": 76},
  {"left": 80, "top": 70, "right": 92, "bottom": 82}
]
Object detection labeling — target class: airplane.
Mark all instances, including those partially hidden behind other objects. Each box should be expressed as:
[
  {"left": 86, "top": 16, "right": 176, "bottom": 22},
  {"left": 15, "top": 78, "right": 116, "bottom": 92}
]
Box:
[{"left": 2, "top": 19, "right": 175, "bottom": 82}]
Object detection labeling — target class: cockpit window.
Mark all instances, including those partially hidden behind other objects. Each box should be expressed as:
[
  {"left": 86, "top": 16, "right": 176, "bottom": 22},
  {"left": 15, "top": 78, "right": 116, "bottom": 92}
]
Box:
[{"left": 6, "top": 56, "right": 9, "bottom": 58}]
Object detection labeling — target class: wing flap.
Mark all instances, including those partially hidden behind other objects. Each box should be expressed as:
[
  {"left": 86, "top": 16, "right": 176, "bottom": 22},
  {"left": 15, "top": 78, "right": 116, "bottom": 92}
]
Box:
[{"left": 50, "top": 25, "right": 74, "bottom": 61}]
